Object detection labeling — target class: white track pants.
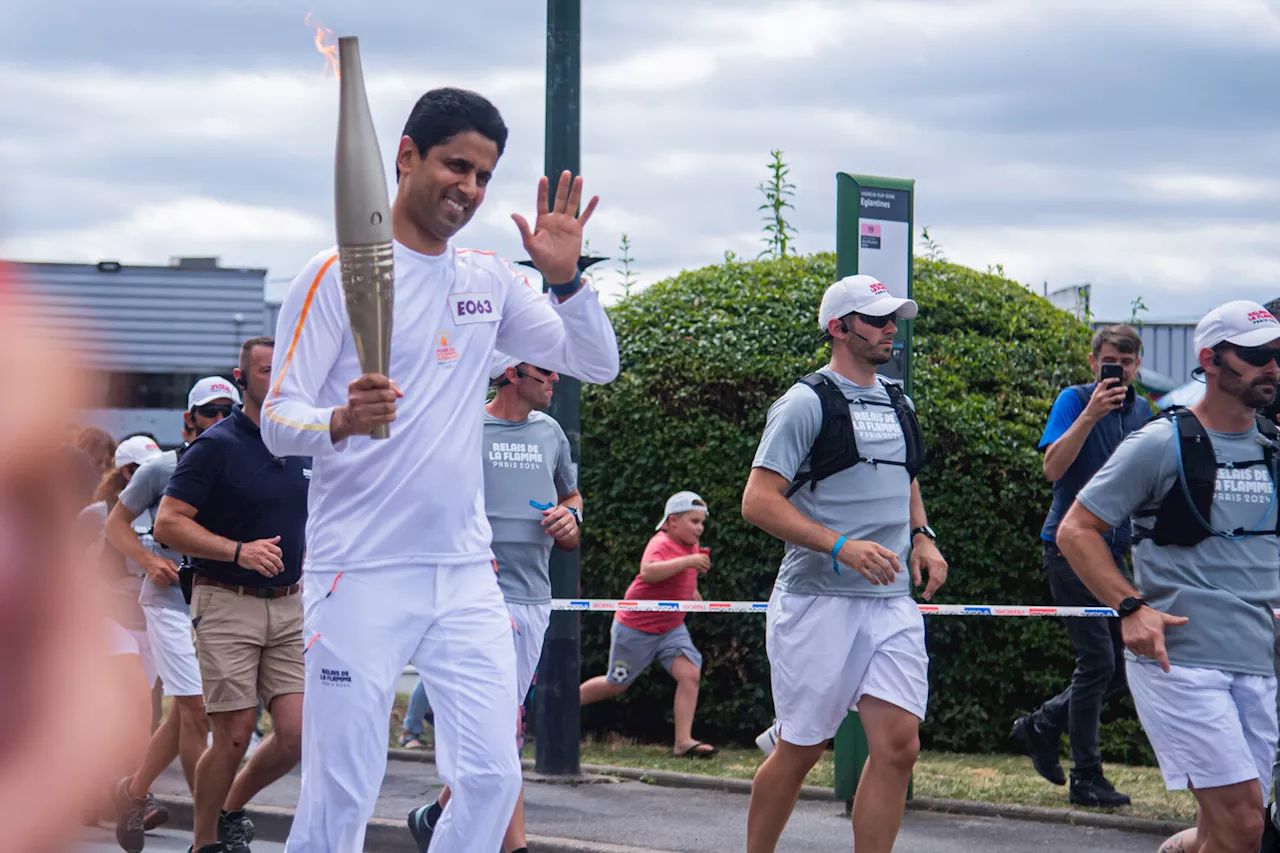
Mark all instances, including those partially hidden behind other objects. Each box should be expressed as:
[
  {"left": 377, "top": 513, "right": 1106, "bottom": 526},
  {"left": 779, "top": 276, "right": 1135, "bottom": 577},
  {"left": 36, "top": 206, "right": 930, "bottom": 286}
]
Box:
[{"left": 285, "top": 563, "right": 521, "bottom": 853}]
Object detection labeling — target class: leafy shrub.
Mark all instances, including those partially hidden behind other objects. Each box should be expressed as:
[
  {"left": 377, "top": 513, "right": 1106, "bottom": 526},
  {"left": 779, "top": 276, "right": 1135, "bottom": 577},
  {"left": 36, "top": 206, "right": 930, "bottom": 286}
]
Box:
[{"left": 577, "top": 254, "right": 1154, "bottom": 763}]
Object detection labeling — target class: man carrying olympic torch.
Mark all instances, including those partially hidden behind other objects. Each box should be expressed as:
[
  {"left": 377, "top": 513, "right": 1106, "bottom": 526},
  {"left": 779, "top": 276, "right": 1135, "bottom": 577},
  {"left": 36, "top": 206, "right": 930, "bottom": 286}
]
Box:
[{"left": 263, "top": 41, "right": 619, "bottom": 853}]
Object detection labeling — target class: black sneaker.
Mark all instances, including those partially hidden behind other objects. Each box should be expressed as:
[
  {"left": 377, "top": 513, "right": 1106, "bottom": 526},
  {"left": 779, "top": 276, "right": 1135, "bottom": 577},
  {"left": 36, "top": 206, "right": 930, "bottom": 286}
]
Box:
[
  {"left": 187, "top": 845, "right": 228, "bottom": 853},
  {"left": 217, "top": 809, "right": 254, "bottom": 852},
  {"left": 1011, "top": 715, "right": 1066, "bottom": 786},
  {"left": 407, "top": 800, "right": 443, "bottom": 853},
  {"left": 1068, "top": 766, "right": 1131, "bottom": 808},
  {"left": 142, "top": 794, "right": 169, "bottom": 831},
  {"left": 113, "top": 776, "right": 148, "bottom": 853}
]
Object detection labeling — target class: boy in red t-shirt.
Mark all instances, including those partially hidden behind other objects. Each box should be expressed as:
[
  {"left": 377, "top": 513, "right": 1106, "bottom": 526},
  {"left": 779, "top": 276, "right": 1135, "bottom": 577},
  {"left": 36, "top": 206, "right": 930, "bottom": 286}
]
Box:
[{"left": 579, "top": 491, "right": 718, "bottom": 757}]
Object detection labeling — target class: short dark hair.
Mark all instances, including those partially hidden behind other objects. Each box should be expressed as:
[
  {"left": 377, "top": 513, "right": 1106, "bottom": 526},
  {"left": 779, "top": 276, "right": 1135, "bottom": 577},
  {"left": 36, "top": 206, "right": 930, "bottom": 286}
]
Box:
[
  {"left": 398, "top": 88, "right": 508, "bottom": 180},
  {"left": 1091, "top": 324, "right": 1142, "bottom": 358},
  {"left": 1265, "top": 297, "right": 1280, "bottom": 318},
  {"left": 239, "top": 336, "right": 274, "bottom": 375}
]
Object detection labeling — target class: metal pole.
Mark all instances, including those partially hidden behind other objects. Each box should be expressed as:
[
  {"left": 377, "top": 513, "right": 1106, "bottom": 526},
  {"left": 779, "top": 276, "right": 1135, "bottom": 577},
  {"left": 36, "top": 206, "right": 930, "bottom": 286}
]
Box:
[{"left": 535, "top": 0, "right": 582, "bottom": 777}]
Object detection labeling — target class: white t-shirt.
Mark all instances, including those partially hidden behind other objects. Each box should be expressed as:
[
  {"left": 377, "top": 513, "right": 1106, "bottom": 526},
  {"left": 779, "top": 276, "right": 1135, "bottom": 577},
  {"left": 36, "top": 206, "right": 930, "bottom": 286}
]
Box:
[{"left": 262, "top": 241, "right": 619, "bottom": 573}]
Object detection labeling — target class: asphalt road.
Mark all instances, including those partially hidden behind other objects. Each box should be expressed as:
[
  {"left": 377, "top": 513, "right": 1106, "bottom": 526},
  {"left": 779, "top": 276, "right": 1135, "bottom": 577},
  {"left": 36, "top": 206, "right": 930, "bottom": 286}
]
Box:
[
  {"left": 68, "top": 826, "right": 287, "bottom": 853},
  {"left": 79, "top": 756, "right": 1166, "bottom": 853}
]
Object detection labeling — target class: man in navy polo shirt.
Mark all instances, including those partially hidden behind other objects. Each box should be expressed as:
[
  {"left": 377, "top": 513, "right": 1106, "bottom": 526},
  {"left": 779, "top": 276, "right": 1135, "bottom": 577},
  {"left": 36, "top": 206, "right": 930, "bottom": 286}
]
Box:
[
  {"left": 1012, "top": 324, "right": 1151, "bottom": 808},
  {"left": 155, "top": 336, "right": 309, "bottom": 853}
]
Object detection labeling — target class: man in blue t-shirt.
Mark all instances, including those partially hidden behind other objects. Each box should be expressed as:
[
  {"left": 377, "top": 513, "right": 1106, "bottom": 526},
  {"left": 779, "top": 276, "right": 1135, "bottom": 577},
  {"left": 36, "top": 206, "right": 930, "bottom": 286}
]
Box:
[
  {"left": 154, "top": 337, "right": 310, "bottom": 853},
  {"left": 1012, "top": 324, "right": 1151, "bottom": 808}
]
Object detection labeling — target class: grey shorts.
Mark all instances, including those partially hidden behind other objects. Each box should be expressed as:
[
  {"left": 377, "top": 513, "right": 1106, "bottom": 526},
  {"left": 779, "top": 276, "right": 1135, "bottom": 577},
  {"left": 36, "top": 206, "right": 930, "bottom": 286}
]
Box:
[{"left": 605, "top": 621, "right": 702, "bottom": 686}]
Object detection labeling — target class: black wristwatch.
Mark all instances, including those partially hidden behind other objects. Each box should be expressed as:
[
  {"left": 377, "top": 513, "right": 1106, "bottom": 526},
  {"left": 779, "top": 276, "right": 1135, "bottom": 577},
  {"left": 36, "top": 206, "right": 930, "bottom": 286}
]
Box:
[
  {"left": 911, "top": 525, "right": 936, "bottom": 542},
  {"left": 1116, "top": 597, "right": 1148, "bottom": 620}
]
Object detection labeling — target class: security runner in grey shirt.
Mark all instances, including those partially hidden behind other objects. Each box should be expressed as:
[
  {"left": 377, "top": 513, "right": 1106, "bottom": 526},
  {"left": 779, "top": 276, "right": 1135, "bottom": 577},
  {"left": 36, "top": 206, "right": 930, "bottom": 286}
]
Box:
[
  {"left": 742, "top": 274, "right": 949, "bottom": 853},
  {"left": 411, "top": 351, "right": 582, "bottom": 853},
  {"left": 1059, "top": 299, "right": 1280, "bottom": 853},
  {"left": 104, "top": 376, "right": 236, "bottom": 846}
]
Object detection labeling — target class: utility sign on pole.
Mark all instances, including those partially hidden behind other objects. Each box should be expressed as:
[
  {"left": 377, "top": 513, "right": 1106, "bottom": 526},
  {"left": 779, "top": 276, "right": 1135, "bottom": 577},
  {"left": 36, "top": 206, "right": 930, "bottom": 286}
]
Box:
[{"left": 836, "top": 173, "right": 915, "bottom": 393}]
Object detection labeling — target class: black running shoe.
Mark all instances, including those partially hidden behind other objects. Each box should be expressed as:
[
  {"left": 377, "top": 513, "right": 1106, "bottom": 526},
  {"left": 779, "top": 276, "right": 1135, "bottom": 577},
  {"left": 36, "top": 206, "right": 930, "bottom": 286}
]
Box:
[
  {"left": 1011, "top": 715, "right": 1066, "bottom": 786},
  {"left": 1068, "top": 766, "right": 1131, "bottom": 808},
  {"left": 113, "top": 777, "right": 148, "bottom": 853},
  {"left": 407, "top": 800, "right": 442, "bottom": 853},
  {"left": 142, "top": 794, "right": 169, "bottom": 831},
  {"left": 217, "top": 808, "right": 254, "bottom": 852}
]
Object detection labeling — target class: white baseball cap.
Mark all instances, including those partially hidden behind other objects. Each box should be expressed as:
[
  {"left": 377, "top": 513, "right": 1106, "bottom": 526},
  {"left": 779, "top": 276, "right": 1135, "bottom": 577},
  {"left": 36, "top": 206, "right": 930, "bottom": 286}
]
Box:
[
  {"left": 1194, "top": 300, "right": 1280, "bottom": 355},
  {"left": 656, "top": 490, "right": 709, "bottom": 531},
  {"left": 818, "top": 274, "right": 918, "bottom": 335},
  {"left": 489, "top": 351, "right": 522, "bottom": 381},
  {"left": 188, "top": 376, "right": 241, "bottom": 409},
  {"left": 114, "top": 435, "right": 162, "bottom": 469}
]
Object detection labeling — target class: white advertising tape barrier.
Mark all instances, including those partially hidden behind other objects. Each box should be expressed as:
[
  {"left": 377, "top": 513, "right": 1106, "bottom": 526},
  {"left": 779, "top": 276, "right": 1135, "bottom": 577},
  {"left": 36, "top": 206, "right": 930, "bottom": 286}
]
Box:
[{"left": 551, "top": 599, "right": 1280, "bottom": 619}]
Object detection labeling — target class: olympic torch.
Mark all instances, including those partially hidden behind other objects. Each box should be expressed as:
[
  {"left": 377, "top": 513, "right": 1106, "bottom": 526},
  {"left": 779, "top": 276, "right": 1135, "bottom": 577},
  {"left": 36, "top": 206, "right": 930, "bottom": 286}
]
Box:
[{"left": 335, "top": 35, "right": 394, "bottom": 439}]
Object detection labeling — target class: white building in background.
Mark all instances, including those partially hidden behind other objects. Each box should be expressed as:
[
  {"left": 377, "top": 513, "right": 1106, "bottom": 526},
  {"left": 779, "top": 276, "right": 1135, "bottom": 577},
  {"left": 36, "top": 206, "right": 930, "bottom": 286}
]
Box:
[{"left": 11, "top": 257, "right": 268, "bottom": 445}]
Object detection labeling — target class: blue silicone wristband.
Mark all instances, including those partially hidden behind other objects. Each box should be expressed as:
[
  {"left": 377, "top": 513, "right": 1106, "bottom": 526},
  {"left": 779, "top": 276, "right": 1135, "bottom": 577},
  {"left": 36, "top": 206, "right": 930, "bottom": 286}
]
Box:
[
  {"left": 831, "top": 535, "right": 848, "bottom": 575},
  {"left": 548, "top": 270, "right": 583, "bottom": 297}
]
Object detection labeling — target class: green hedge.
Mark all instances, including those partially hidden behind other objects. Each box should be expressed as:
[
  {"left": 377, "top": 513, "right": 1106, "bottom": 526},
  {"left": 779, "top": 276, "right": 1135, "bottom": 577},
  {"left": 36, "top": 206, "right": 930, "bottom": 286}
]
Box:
[{"left": 577, "top": 254, "right": 1154, "bottom": 763}]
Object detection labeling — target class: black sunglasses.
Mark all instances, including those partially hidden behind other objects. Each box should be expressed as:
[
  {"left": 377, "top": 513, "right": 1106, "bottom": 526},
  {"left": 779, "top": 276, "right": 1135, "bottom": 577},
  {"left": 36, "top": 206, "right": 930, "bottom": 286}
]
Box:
[
  {"left": 852, "top": 312, "right": 896, "bottom": 329},
  {"left": 193, "top": 403, "right": 234, "bottom": 418},
  {"left": 1226, "top": 345, "right": 1280, "bottom": 368}
]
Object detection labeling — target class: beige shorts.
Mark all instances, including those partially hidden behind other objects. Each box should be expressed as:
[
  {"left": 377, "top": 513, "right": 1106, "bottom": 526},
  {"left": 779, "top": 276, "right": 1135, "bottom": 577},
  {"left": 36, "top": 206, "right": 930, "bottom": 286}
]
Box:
[{"left": 190, "top": 584, "right": 305, "bottom": 714}]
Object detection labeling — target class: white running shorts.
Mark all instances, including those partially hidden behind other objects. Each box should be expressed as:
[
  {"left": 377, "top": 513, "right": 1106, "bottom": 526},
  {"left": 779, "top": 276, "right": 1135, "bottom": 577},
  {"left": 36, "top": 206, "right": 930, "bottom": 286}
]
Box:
[
  {"left": 1128, "top": 660, "right": 1278, "bottom": 804},
  {"left": 507, "top": 601, "right": 552, "bottom": 703},
  {"left": 108, "top": 620, "right": 159, "bottom": 688},
  {"left": 767, "top": 590, "right": 929, "bottom": 747},
  {"left": 143, "top": 603, "right": 203, "bottom": 697}
]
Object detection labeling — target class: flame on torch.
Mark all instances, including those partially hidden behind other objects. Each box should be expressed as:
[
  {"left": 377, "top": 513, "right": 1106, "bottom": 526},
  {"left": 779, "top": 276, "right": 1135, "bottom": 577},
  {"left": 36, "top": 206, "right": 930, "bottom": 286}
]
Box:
[{"left": 304, "top": 13, "right": 340, "bottom": 79}]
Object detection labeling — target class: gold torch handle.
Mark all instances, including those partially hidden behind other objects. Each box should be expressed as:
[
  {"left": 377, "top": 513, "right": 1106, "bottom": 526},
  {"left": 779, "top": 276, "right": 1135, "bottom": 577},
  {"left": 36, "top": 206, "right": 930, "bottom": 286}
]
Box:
[{"left": 339, "top": 241, "right": 395, "bottom": 440}]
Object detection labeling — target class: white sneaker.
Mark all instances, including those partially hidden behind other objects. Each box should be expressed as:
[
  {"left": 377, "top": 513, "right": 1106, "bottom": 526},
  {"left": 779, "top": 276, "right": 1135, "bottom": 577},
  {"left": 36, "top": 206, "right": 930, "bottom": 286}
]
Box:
[{"left": 755, "top": 721, "right": 781, "bottom": 757}]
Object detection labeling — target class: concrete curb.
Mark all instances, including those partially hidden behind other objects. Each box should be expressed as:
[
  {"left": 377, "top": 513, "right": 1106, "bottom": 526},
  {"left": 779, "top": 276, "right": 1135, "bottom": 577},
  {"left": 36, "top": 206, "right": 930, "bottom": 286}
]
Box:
[
  {"left": 152, "top": 793, "right": 680, "bottom": 853},
  {"left": 385, "top": 748, "right": 1193, "bottom": 838}
]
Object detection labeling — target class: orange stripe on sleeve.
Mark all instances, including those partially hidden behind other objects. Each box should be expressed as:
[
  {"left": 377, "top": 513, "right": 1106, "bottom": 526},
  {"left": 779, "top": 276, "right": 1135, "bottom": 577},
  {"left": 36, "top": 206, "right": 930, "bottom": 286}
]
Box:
[{"left": 270, "top": 253, "right": 339, "bottom": 401}]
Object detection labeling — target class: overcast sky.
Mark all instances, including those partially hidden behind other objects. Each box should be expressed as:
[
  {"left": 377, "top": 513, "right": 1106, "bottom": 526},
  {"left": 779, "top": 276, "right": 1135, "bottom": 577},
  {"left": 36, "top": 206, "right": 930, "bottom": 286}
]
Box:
[{"left": 2, "top": 0, "right": 1277, "bottom": 320}]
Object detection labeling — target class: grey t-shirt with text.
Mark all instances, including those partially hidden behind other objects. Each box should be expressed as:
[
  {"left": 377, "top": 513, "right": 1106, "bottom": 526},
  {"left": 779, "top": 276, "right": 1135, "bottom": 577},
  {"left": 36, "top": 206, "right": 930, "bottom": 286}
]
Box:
[
  {"left": 483, "top": 411, "right": 577, "bottom": 605},
  {"left": 1077, "top": 418, "right": 1280, "bottom": 676},
  {"left": 118, "top": 449, "right": 186, "bottom": 611},
  {"left": 752, "top": 368, "right": 913, "bottom": 598}
]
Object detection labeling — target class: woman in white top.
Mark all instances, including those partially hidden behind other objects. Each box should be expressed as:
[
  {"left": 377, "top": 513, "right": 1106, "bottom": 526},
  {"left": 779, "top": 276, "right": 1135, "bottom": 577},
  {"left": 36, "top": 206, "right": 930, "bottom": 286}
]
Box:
[{"left": 78, "top": 436, "right": 165, "bottom": 827}]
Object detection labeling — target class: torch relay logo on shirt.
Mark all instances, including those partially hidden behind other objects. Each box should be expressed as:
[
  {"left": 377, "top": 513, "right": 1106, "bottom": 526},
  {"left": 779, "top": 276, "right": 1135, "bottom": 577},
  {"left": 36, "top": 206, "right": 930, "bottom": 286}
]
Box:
[{"left": 435, "top": 331, "right": 459, "bottom": 368}]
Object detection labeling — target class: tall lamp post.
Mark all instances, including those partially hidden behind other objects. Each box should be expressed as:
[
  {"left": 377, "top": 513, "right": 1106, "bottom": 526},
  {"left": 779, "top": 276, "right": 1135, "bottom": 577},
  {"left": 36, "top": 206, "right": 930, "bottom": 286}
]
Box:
[{"left": 534, "top": 0, "right": 585, "bottom": 777}]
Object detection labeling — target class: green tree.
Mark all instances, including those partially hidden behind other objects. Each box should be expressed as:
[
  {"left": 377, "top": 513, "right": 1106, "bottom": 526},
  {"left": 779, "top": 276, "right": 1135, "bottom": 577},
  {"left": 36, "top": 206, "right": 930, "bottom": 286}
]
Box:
[
  {"left": 577, "top": 254, "right": 1152, "bottom": 762},
  {"left": 757, "top": 149, "right": 797, "bottom": 259}
]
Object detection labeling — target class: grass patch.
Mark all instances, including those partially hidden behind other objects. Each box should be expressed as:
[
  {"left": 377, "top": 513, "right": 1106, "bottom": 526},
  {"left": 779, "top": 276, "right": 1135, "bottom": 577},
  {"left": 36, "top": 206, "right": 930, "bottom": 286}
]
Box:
[{"left": 390, "top": 694, "right": 1196, "bottom": 823}]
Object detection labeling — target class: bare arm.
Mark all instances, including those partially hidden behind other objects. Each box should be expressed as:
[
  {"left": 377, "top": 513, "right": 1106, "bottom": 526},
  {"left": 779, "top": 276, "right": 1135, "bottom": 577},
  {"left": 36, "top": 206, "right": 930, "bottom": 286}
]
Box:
[
  {"left": 908, "top": 480, "right": 948, "bottom": 600},
  {"left": 1043, "top": 382, "right": 1126, "bottom": 481},
  {"left": 741, "top": 467, "right": 900, "bottom": 585},
  {"left": 551, "top": 489, "right": 583, "bottom": 552},
  {"left": 639, "top": 555, "right": 700, "bottom": 585},
  {"left": 1043, "top": 415, "right": 1099, "bottom": 482},
  {"left": 105, "top": 501, "right": 178, "bottom": 586},
  {"left": 1056, "top": 502, "right": 1136, "bottom": 607},
  {"left": 1057, "top": 501, "right": 1187, "bottom": 671},
  {"left": 154, "top": 496, "right": 236, "bottom": 563},
  {"left": 154, "top": 496, "right": 285, "bottom": 579}
]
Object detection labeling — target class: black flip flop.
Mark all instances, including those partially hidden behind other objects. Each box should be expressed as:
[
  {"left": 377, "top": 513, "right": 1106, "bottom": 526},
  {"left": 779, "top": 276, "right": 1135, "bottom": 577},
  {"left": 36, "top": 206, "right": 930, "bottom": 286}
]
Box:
[{"left": 674, "top": 742, "right": 719, "bottom": 759}]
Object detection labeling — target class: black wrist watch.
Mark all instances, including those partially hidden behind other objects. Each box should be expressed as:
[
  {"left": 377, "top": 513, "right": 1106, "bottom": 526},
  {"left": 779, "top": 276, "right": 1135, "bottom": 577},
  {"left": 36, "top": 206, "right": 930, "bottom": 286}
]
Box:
[
  {"left": 910, "top": 525, "right": 936, "bottom": 542},
  {"left": 1116, "top": 597, "right": 1148, "bottom": 620}
]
